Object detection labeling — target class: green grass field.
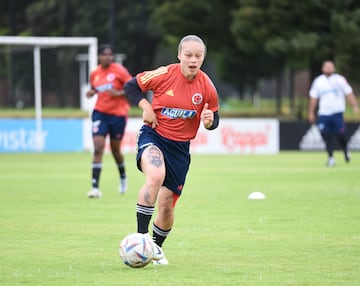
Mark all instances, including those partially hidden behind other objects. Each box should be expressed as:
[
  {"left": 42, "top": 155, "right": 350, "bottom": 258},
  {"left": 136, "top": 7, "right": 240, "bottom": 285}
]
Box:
[{"left": 0, "top": 152, "right": 359, "bottom": 286}]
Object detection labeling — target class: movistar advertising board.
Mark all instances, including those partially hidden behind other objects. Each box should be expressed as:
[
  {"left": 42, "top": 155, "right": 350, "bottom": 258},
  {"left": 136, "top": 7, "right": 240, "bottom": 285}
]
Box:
[{"left": 0, "top": 119, "right": 83, "bottom": 152}]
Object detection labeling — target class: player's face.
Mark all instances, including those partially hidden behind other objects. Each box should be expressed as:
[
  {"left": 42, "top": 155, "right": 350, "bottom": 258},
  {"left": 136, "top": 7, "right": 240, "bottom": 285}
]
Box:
[
  {"left": 98, "top": 48, "right": 114, "bottom": 68},
  {"left": 178, "top": 41, "right": 205, "bottom": 80},
  {"left": 322, "top": 61, "right": 335, "bottom": 76}
]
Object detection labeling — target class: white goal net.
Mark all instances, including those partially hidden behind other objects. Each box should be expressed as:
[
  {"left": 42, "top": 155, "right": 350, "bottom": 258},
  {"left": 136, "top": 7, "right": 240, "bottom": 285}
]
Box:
[{"left": 0, "top": 36, "right": 97, "bottom": 151}]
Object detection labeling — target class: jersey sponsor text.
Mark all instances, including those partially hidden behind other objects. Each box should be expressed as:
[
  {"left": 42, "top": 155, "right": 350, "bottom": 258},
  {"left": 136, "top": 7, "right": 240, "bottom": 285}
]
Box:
[{"left": 161, "top": 107, "right": 197, "bottom": 119}]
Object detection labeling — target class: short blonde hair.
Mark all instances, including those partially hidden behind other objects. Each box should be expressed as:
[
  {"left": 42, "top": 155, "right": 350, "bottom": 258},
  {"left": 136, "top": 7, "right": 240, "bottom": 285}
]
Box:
[{"left": 178, "top": 35, "right": 207, "bottom": 55}]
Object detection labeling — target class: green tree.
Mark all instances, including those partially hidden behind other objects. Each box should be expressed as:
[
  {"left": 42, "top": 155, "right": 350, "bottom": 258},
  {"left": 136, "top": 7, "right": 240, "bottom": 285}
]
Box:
[
  {"left": 2, "top": 0, "right": 360, "bottom": 109},
  {"left": 230, "top": 0, "right": 360, "bottom": 85},
  {"left": 15, "top": 0, "right": 159, "bottom": 74},
  {"left": 148, "top": 0, "right": 239, "bottom": 95}
]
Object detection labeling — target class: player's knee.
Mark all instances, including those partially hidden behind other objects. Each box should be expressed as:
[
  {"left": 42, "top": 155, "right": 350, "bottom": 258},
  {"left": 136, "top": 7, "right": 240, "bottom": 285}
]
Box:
[
  {"left": 147, "top": 171, "right": 165, "bottom": 188},
  {"left": 158, "top": 204, "right": 174, "bottom": 218},
  {"left": 94, "top": 146, "right": 104, "bottom": 156}
]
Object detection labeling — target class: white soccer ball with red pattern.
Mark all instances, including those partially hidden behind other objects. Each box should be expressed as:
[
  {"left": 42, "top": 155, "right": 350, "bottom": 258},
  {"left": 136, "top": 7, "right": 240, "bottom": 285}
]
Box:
[{"left": 119, "top": 233, "right": 153, "bottom": 268}]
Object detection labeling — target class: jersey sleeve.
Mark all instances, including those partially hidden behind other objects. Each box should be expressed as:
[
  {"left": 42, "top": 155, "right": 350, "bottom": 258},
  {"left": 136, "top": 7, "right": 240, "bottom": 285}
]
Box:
[
  {"left": 116, "top": 64, "right": 132, "bottom": 85},
  {"left": 309, "top": 78, "right": 319, "bottom": 98},
  {"left": 204, "top": 75, "right": 219, "bottom": 112},
  {"left": 136, "top": 66, "right": 168, "bottom": 92},
  {"left": 338, "top": 75, "right": 353, "bottom": 95}
]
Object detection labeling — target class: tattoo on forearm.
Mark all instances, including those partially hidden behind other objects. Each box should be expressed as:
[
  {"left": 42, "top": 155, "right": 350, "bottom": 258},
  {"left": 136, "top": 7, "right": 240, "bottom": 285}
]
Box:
[{"left": 147, "top": 146, "right": 163, "bottom": 167}]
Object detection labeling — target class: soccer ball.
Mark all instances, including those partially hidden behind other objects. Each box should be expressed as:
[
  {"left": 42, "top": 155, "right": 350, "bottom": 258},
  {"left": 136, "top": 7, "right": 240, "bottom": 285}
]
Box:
[{"left": 119, "top": 233, "right": 154, "bottom": 268}]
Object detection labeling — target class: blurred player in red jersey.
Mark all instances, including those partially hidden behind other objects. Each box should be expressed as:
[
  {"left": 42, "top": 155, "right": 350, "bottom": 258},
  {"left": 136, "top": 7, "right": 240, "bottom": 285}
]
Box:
[
  {"left": 124, "top": 35, "right": 220, "bottom": 264},
  {"left": 86, "top": 44, "right": 132, "bottom": 198}
]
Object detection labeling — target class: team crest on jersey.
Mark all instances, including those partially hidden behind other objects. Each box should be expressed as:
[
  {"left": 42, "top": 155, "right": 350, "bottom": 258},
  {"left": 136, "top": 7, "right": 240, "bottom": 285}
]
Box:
[
  {"left": 107, "top": 73, "right": 115, "bottom": 81},
  {"left": 192, "top": 93, "right": 203, "bottom": 105}
]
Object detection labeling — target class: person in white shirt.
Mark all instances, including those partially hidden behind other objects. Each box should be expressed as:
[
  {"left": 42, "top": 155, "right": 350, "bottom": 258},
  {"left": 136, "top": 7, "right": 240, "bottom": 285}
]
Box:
[{"left": 308, "top": 60, "right": 359, "bottom": 167}]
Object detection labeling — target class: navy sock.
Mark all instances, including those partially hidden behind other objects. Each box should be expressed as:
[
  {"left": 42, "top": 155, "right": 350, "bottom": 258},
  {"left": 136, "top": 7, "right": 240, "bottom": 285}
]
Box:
[
  {"left": 152, "top": 223, "right": 171, "bottom": 247},
  {"left": 92, "top": 163, "right": 102, "bottom": 188},
  {"left": 136, "top": 204, "right": 154, "bottom": 233}
]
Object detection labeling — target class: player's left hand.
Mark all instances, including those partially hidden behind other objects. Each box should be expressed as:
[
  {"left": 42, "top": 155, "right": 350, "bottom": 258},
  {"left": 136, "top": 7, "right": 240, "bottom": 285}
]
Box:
[
  {"left": 353, "top": 105, "right": 359, "bottom": 115},
  {"left": 201, "top": 103, "right": 214, "bottom": 129}
]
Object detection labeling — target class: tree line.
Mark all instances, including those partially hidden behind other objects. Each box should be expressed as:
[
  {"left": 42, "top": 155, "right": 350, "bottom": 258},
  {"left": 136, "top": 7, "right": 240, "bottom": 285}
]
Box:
[{"left": 1, "top": 0, "right": 360, "bottom": 109}]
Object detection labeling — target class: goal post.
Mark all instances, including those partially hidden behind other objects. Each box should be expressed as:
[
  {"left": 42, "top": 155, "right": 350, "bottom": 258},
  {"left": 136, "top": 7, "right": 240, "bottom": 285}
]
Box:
[{"left": 0, "top": 36, "right": 98, "bottom": 151}]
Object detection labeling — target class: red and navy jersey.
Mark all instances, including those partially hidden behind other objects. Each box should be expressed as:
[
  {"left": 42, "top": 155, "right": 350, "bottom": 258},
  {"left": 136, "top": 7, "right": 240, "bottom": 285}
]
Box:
[
  {"left": 136, "top": 63, "right": 219, "bottom": 141},
  {"left": 90, "top": 62, "right": 132, "bottom": 116}
]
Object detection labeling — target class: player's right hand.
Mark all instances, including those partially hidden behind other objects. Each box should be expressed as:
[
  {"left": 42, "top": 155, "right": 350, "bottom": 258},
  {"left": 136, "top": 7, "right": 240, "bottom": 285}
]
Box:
[
  {"left": 139, "top": 99, "right": 158, "bottom": 128},
  {"left": 86, "top": 89, "right": 96, "bottom": 98},
  {"left": 143, "top": 110, "right": 158, "bottom": 129}
]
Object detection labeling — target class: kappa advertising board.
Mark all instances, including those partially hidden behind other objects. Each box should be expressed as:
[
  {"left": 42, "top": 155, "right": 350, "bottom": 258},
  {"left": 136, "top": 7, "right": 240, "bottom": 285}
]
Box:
[
  {"left": 91, "top": 118, "right": 279, "bottom": 155},
  {"left": 0, "top": 119, "right": 83, "bottom": 152}
]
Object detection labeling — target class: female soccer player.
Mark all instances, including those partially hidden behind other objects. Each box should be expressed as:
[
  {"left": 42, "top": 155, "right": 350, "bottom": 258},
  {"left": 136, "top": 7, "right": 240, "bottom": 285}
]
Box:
[
  {"left": 86, "top": 44, "right": 132, "bottom": 198},
  {"left": 124, "top": 35, "right": 220, "bottom": 264}
]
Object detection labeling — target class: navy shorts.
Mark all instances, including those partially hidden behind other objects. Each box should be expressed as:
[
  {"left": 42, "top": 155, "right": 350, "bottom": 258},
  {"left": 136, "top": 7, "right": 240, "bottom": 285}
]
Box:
[
  {"left": 136, "top": 125, "right": 191, "bottom": 196},
  {"left": 91, "top": 109, "right": 127, "bottom": 140},
  {"left": 317, "top": 112, "right": 345, "bottom": 135}
]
